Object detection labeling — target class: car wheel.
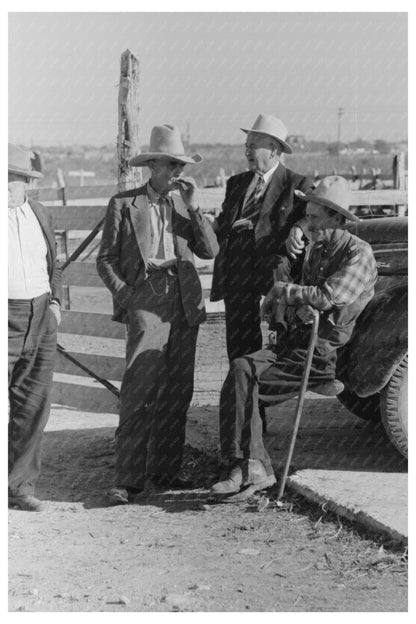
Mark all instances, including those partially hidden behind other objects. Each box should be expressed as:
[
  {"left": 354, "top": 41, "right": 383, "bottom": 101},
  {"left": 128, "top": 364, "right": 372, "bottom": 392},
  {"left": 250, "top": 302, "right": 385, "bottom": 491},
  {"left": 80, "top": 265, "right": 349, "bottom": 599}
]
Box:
[
  {"left": 380, "top": 355, "right": 408, "bottom": 458},
  {"left": 337, "top": 388, "right": 381, "bottom": 421}
]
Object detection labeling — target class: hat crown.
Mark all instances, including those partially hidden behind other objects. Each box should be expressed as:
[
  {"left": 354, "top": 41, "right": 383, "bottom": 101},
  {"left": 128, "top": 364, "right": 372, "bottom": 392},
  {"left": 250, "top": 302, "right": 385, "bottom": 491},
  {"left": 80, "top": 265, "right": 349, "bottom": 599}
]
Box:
[
  {"left": 8, "top": 143, "right": 37, "bottom": 177},
  {"left": 149, "top": 124, "right": 186, "bottom": 157},
  {"left": 311, "top": 176, "right": 351, "bottom": 211},
  {"left": 249, "top": 114, "right": 288, "bottom": 142}
]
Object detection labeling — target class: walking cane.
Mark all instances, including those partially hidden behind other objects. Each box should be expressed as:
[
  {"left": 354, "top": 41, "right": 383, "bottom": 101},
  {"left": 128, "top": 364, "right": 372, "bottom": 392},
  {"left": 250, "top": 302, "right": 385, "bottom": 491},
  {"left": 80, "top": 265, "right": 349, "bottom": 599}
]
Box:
[{"left": 276, "top": 308, "right": 320, "bottom": 501}]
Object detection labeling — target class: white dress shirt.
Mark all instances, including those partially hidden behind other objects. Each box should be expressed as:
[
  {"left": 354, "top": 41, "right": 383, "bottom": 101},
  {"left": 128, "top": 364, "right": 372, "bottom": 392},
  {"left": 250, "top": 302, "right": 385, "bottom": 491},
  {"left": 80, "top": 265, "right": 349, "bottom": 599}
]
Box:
[
  {"left": 146, "top": 182, "right": 176, "bottom": 264},
  {"left": 8, "top": 199, "right": 50, "bottom": 299}
]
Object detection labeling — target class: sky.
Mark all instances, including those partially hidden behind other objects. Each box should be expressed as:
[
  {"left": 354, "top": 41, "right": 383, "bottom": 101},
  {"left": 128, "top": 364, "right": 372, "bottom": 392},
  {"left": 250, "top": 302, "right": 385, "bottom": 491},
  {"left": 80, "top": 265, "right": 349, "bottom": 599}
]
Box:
[{"left": 8, "top": 11, "right": 408, "bottom": 147}]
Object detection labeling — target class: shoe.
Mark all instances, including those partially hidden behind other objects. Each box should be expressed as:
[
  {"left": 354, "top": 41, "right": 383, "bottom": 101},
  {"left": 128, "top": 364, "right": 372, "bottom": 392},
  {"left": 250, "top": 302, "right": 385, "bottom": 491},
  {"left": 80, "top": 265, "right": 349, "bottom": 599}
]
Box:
[
  {"left": 311, "top": 379, "right": 344, "bottom": 396},
  {"left": 150, "top": 476, "right": 194, "bottom": 490},
  {"left": 210, "top": 463, "right": 243, "bottom": 495},
  {"left": 242, "top": 459, "right": 277, "bottom": 491},
  {"left": 8, "top": 494, "right": 43, "bottom": 512},
  {"left": 108, "top": 486, "right": 142, "bottom": 505}
]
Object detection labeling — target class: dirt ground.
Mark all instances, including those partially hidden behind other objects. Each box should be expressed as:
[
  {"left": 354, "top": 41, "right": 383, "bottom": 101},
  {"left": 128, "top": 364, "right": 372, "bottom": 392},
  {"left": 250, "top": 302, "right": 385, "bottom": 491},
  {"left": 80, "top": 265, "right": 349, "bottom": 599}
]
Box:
[{"left": 8, "top": 324, "right": 408, "bottom": 613}]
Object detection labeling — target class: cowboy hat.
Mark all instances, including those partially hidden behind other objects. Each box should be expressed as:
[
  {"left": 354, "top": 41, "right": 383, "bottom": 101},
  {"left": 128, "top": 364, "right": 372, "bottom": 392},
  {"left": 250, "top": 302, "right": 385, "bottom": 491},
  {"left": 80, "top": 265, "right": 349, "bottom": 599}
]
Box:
[
  {"left": 129, "top": 124, "right": 202, "bottom": 167},
  {"left": 8, "top": 143, "right": 43, "bottom": 179},
  {"left": 295, "top": 175, "right": 359, "bottom": 222},
  {"left": 241, "top": 114, "right": 293, "bottom": 154}
]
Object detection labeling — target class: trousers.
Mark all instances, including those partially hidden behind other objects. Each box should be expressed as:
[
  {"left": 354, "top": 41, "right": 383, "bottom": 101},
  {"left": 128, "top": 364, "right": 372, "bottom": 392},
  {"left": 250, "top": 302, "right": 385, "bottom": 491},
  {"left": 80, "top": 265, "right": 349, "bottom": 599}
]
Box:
[
  {"left": 115, "top": 274, "right": 199, "bottom": 489},
  {"left": 8, "top": 293, "right": 57, "bottom": 496},
  {"left": 219, "top": 327, "right": 339, "bottom": 474}
]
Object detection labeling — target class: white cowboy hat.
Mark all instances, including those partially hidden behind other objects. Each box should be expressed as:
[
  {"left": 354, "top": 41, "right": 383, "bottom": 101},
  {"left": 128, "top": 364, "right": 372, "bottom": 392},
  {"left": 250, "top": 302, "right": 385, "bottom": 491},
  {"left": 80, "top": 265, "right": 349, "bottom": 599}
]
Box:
[
  {"left": 129, "top": 124, "right": 202, "bottom": 167},
  {"left": 295, "top": 175, "right": 359, "bottom": 223},
  {"left": 241, "top": 114, "right": 293, "bottom": 154},
  {"left": 8, "top": 143, "right": 43, "bottom": 179}
]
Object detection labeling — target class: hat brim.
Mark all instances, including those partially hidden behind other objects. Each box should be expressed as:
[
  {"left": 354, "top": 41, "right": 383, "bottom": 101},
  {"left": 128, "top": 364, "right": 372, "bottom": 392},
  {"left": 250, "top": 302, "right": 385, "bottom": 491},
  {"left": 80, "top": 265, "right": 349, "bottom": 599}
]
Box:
[
  {"left": 295, "top": 190, "right": 360, "bottom": 223},
  {"left": 129, "top": 152, "right": 203, "bottom": 167},
  {"left": 8, "top": 166, "right": 43, "bottom": 179},
  {"left": 240, "top": 128, "right": 293, "bottom": 154}
]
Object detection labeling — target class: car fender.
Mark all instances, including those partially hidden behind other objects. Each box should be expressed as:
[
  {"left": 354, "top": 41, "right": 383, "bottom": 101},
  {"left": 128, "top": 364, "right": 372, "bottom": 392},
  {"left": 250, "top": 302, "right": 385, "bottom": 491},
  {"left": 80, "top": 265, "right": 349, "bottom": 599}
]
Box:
[{"left": 342, "top": 283, "right": 407, "bottom": 397}]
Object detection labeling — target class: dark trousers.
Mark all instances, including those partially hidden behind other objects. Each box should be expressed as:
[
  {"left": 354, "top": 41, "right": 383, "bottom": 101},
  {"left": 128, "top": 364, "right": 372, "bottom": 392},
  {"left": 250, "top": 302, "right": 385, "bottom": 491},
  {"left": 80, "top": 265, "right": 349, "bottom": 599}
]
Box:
[
  {"left": 219, "top": 329, "right": 339, "bottom": 474},
  {"left": 8, "top": 293, "right": 57, "bottom": 496},
  {"left": 115, "top": 275, "right": 199, "bottom": 489}
]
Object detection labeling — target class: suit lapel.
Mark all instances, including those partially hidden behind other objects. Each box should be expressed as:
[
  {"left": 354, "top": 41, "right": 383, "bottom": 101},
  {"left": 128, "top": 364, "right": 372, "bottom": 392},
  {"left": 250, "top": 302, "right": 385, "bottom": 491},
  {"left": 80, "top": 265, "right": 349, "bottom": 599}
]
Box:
[
  {"left": 130, "top": 193, "right": 152, "bottom": 261},
  {"left": 231, "top": 173, "right": 253, "bottom": 222},
  {"left": 255, "top": 164, "right": 287, "bottom": 239}
]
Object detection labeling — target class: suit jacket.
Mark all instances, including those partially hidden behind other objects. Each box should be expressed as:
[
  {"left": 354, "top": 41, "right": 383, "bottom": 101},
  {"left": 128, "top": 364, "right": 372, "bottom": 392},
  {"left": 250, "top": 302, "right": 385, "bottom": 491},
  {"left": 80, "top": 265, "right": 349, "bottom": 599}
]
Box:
[
  {"left": 210, "top": 165, "right": 314, "bottom": 301},
  {"left": 28, "top": 199, "right": 63, "bottom": 304},
  {"left": 96, "top": 185, "right": 219, "bottom": 325}
]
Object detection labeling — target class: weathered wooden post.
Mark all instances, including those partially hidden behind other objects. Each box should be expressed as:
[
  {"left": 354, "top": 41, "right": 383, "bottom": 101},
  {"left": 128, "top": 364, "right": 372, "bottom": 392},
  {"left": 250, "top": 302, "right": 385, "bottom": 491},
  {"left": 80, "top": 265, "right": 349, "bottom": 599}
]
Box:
[
  {"left": 117, "top": 49, "right": 142, "bottom": 192},
  {"left": 393, "top": 152, "right": 406, "bottom": 217}
]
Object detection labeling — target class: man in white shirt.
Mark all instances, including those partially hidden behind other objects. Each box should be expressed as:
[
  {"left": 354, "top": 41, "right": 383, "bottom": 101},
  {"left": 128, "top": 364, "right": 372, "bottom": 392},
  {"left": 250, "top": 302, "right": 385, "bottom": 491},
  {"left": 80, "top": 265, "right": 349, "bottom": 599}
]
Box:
[
  {"left": 97, "top": 125, "right": 219, "bottom": 504},
  {"left": 8, "top": 143, "right": 62, "bottom": 512}
]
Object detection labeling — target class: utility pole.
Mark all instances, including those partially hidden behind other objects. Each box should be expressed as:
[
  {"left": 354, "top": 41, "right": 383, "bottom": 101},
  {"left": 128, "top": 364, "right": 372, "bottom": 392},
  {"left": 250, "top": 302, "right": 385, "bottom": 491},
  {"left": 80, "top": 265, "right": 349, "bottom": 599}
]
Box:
[{"left": 337, "top": 107, "right": 345, "bottom": 155}]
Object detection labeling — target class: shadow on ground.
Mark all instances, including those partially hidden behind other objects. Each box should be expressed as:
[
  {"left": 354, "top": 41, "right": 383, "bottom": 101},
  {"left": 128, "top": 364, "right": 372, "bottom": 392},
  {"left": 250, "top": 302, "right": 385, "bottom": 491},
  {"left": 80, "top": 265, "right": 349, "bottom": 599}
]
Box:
[{"left": 37, "top": 399, "right": 406, "bottom": 512}]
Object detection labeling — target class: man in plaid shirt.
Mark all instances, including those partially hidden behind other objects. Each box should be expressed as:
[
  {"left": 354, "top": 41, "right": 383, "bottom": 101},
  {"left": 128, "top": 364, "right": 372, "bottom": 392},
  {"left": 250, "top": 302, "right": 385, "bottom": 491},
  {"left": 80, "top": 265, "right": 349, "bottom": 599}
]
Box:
[{"left": 211, "top": 176, "right": 378, "bottom": 497}]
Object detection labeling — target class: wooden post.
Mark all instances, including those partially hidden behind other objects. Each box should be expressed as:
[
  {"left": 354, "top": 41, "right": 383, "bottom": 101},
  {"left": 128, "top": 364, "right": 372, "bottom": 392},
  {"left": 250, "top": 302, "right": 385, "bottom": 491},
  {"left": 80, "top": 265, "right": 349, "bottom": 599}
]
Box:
[
  {"left": 393, "top": 152, "right": 406, "bottom": 217},
  {"left": 117, "top": 49, "right": 142, "bottom": 192}
]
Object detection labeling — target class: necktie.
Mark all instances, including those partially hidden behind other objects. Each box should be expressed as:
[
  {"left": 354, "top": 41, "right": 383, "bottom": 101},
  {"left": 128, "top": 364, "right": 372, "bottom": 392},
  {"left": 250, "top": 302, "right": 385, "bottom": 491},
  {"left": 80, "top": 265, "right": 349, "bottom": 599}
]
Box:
[{"left": 241, "top": 175, "right": 266, "bottom": 222}]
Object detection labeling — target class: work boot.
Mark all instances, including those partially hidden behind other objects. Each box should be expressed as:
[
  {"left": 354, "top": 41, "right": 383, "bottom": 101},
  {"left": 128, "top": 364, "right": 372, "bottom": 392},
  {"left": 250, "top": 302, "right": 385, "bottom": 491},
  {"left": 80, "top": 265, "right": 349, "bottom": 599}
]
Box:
[
  {"left": 243, "top": 459, "right": 276, "bottom": 490},
  {"left": 108, "top": 486, "right": 142, "bottom": 505},
  {"left": 8, "top": 494, "right": 44, "bottom": 512},
  {"left": 311, "top": 379, "right": 344, "bottom": 397},
  {"left": 210, "top": 462, "right": 243, "bottom": 495}
]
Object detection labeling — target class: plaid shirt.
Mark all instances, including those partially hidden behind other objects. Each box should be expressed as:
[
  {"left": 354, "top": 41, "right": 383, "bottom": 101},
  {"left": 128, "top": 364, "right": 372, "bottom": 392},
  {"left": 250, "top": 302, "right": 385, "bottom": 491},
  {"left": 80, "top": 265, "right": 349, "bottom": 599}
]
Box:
[{"left": 277, "top": 230, "right": 377, "bottom": 311}]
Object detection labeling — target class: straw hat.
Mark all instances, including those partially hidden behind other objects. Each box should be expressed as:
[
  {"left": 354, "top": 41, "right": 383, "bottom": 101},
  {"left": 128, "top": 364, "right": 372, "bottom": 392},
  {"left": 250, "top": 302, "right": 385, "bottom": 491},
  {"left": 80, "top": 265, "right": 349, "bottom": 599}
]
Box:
[
  {"left": 8, "top": 143, "right": 43, "bottom": 179},
  {"left": 241, "top": 114, "right": 293, "bottom": 154},
  {"left": 129, "top": 124, "right": 202, "bottom": 167},
  {"left": 295, "top": 175, "right": 359, "bottom": 222}
]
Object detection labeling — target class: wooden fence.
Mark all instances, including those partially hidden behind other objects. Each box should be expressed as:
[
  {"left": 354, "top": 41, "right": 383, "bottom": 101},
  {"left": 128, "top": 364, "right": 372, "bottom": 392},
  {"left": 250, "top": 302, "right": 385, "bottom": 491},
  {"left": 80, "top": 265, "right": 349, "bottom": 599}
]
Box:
[{"left": 27, "top": 184, "right": 408, "bottom": 414}]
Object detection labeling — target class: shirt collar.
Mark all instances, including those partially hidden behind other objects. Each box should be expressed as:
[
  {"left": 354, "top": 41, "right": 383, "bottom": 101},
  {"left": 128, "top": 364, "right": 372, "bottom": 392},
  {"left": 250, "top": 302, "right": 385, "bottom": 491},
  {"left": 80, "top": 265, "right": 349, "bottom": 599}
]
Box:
[
  {"left": 259, "top": 161, "right": 279, "bottom": 185},
  {"left": 147, "top": 181, "right": 171, "bottom": 205},
  {"left": 317, "top": 229, "right": 347, "bottom": 251}
]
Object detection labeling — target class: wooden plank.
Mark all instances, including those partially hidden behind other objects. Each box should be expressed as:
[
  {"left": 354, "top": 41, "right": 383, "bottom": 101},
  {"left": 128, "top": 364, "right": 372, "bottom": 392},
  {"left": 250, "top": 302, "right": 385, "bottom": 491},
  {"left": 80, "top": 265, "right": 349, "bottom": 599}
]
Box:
[
  {"left": 28, "top": 184, "right": 118, "bottom": 202},
  {"left": 55, "top": 350, "right": 125, "bottom": 380},
  {"left": 52, "top": 372, "right": 119, "bottom": 413},
  {"left": 59, "top": 310, "right": 126, "bottom": 338},
  {"left": 44, "top": 205, "right": 107, "bottom": 230},
  {"left": 62, "top": 262, "right": 103, "bottom": 287},
  {"left": 350, "top": 190, "right": 407, "bottom": 206}
]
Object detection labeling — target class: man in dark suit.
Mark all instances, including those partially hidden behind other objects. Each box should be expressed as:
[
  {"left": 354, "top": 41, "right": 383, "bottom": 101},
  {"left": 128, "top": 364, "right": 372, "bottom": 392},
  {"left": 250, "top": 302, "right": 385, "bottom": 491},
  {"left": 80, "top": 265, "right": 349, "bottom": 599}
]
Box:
[
  {"left": 8, "top": 143, "right": 62, "bottom": 512},
  {"left": 210, "top": 114, "right": 314, "bottom": 362},
  {"left": 97, "top": 124, "right": 219, "bottom": 504}
]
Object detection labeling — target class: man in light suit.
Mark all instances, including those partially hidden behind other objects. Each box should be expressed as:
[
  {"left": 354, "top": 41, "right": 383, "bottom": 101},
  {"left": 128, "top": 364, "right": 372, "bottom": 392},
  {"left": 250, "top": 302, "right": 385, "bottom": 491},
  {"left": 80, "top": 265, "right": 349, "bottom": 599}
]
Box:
[
  {"left": 8, "top": 143, "right": 62, "bottom": 511},
  {"left": 97, "top": 124, "right": 219, "bottom": 504},
  {"left": 210, "top": 114, "right": 315, "bottom": 362}
]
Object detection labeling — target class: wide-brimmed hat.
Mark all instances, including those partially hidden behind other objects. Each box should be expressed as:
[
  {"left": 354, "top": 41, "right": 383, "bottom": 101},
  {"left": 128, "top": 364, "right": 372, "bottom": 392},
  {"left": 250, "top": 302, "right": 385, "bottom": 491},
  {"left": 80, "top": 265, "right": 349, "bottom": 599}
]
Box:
[
  {"left": 241, "top": 114, "right": 293, "bottom": 154},
  {"left": 129, "top": 124, "right": 202, "bottom": 167},
  {"left": 295, "top": 175, "right": 359, "bottom": 223},
  {"left": 8, "top": 143, "right": 43, "bottom": 179}
]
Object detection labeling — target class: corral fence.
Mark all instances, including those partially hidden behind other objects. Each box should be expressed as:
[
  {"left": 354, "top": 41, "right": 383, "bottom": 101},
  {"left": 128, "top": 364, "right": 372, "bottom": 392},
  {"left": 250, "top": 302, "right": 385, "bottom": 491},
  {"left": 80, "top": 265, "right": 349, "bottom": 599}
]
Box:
[{"left": 27, "top": 182, "right": 408, "bottom": 414}]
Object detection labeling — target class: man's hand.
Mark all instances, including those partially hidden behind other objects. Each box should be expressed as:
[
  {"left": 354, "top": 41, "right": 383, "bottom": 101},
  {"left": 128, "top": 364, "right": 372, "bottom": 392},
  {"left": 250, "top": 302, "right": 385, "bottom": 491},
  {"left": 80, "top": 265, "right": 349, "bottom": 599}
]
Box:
[
  {"left": 296, "top": 304, "right": 317, "bottom": 324},
  {"left": 49, "top": 301, "right": 62, "bottom": 326},
  {"left": 286, "top": 224, "right": 306, "bottom": 259},
  {"left": 260, "top": 284, "right": 285, "bottom": 322},
  {"left": 173, "top": 177, "right": 199, "bottom": 211},
  {"left": 232, "top": 218, "right": 254, "bottom": 231},
  {"left": 146, "top": 258, "right": 176, "bottom": 272}
]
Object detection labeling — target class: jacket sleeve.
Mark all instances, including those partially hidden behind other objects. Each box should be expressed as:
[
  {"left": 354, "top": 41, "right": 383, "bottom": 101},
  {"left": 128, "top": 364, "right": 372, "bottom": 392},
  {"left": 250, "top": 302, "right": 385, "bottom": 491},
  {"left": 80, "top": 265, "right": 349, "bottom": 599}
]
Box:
[
  {"left": 96, "top": 196, "right": 135, "bottom": 308},
  {"left": 187, "top": 209, "right": 219, "bottom": 259},
  {"left": 49, "top": 214, "right": 63, "bottom": 304}
]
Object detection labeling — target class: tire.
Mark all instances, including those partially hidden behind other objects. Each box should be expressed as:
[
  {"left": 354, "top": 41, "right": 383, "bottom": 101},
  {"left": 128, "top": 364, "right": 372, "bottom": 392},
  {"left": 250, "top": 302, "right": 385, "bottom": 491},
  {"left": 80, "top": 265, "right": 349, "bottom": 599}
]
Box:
[
  {"left": 380, "top": 355, "right": 408, "bottom": 458},
  {"left": 337, "top": 388, "right": 381, "bottom": 422}
]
